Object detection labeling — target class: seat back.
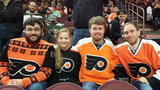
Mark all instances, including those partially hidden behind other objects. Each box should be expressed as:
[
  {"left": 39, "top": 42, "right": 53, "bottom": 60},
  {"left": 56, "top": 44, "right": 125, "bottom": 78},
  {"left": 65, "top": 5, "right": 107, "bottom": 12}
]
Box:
[
  {"left": 57, "top": 14, "right": 69, "bottom": 24},
  {"left": 64, "top": 22, "right": 74, "bottom": 27},
  {"left": 0, "top": 85, "right": 25, "bottom": 90},
  {"left": 46, "top": 82, "right": 84, "bottom": 90},
  {"left": 97, "top": 80, "right": 138, "bottom": 90},
  {"left": 63, "top": 22, "right": 75, "bottom": 32}
]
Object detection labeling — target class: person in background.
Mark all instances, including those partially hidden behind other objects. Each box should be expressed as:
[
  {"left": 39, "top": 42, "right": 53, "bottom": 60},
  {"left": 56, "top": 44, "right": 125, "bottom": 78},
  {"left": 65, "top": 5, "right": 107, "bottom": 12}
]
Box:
[
  {"left": 108, "top": 6, "right": 119, "bottom": 23},
  {"left": 62, "top": 0, "right": 108, "bottom": 46},
  {"left": 146, "top": 1, "right": 153, "bottom": 24},
  {"left": 47, "top": 14, "right": 63, "bottom": 43},
  {"left": 115, "top": 22, "right": 160, "bottom": 90},
  {"left": 110, "top": 10, "right": 130, "bottom": 45},
  {"left": 44, "top": 7, "right": 53, "bottom": 23},
  {"left": 39, "top": 18, "right": 53, "bottom": 43},
  {"left": 38, "top": 2, "right": 47, "bottom": 14},
  {"left": 23, "top": 0, "right": 31, "bottom": 8},
  {"left": 0, "top": 17, "right": 54, "bottom": 90},
  {"left": 52, "top": 4, "right": 61, "bottom": 18},
  {"left": 75, "top": 16, "right": 118, "bottom": 90},
  {"left": 152, "top": 2, "right": 160, "bottom": 30},
  {"left": 47, "top": 28, "right": 81, "bottom": 86},
  {"left": 103, "top": 6, "right": 109, "bottom": 18},
  {"left": 0, "top": 0, "right": 23, "bottom": 54},
  {"left": 23, "top": 2, "right": 42, "bottom": 23},
  {"left": 56, "top": 3, "right": 65, "bottom": 15}
]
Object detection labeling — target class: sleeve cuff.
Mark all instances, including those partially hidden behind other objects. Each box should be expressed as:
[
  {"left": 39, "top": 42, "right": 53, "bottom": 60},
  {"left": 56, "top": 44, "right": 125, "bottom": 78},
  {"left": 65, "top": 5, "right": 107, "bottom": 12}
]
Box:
[
  {"left": 1, "top": 77, "right": 10, "bottom": 85},
  {"left": 22, "top": 78, "right": 31, "bottom": 88}
]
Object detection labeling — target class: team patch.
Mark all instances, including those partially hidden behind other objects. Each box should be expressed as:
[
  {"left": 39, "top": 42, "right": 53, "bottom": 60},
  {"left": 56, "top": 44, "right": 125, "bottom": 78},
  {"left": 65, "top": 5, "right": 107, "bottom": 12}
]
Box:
[
  {"left": 128, "top": 63, "right": 151, "bottom": 78},
  {"left": 56, "top": 58, "right": 74, "bottom": 73},
  {"left": 85, "top": 54, "right": 108, "bottom": 72}
]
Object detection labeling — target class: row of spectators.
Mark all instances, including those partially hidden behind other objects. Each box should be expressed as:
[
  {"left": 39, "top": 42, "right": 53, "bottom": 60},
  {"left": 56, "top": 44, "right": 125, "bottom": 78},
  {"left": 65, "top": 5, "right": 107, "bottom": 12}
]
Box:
[{"left": 129, "top": 0, "right": 160, "bottom": 30}]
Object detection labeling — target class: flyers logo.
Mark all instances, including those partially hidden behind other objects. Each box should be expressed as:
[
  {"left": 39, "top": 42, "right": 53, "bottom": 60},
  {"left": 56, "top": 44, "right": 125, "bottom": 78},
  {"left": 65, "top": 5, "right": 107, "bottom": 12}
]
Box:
[
  {"left": 85, "top": 55, "right": 108, "bottom": 72},
  {"left": 128, "top": 63, "right": 151, "bottom": 78},
  {"left": 9, "top": 58, "right": 40, "bottom": 77},
  {"left": 56, "top": 58, "right": 74, "bottom": 73}
]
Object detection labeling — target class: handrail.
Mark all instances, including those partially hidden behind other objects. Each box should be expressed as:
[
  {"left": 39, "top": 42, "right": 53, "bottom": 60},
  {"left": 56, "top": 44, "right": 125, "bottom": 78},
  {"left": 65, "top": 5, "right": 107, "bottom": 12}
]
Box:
[{"left": 125, "top": 1, "right": 145, "bottom": 34}]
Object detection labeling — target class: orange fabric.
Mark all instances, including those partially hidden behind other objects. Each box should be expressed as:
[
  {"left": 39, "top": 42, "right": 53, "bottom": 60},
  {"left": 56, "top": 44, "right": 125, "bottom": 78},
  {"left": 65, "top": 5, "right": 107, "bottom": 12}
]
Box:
[
  {"left": 56, "top": 9, "right": 65, "bottom": 15},
  {"left": 39, "top": 7, "right": 43, "bottom": 11},
  {"left": 6, "top": 37, "right": 53, "bottom": 88},
  {"left": 76, "top": 38, "right": 118, "bottom": 85},
  {"left": 108, "top": 13, "right": 117, "bottom": 21},
  {"left": 0, "top": 62, "right": 10, "bottom": 85},
  {"left": 115, "top": 40, "right": 160, "bottom": 81}
]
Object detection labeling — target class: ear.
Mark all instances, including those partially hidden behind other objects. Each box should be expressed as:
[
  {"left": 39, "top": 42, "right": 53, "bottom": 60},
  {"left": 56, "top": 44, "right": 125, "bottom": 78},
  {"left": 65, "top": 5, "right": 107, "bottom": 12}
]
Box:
[
  {"left": 41, "top": 28, "right": 44, "bottom": 33},
  {"left": 138, "top": 30, "right": 140, "bottom": 37},
  {"left": 89, "top": 28, "right": 91, "bottom": 33}
]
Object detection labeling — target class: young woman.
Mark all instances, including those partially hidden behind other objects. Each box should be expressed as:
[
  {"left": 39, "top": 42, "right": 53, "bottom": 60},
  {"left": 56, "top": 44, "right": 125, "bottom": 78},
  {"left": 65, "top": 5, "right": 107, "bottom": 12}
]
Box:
[{"left": 47, "top": 28, "right": 81, "bottom": 86}]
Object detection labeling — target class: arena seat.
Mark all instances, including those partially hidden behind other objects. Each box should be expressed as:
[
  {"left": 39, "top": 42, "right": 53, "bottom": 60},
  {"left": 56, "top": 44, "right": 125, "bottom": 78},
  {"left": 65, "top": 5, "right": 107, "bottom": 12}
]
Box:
[
  {"left": 97, "top": 80, "right": 138, "bottom": 90},
  {"left": 46, "top": 82, "right": 84, "bottom": 90},
  {"left": 0, "top": 85, "right": 25, "bottom": 90},
  {"left": 57, "top": 14, "right": 69, "bottom": 25}
]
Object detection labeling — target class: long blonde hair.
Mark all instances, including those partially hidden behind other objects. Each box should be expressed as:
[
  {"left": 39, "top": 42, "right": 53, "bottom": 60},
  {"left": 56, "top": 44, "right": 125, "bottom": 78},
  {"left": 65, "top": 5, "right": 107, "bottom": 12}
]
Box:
[{"left": 55, "top": 28, "right": 72, "bottom": 69}]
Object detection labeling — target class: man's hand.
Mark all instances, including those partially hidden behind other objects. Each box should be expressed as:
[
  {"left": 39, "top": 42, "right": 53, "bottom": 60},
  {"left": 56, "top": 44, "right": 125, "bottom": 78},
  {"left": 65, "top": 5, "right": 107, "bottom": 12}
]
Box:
[
  {"left": 138, "top": 77, "right": 149, "bottom": 84},
  {"left": 11, "top": 79, "right": 24, "bottom": 88},
  {"left": 7, "top": 80, "right": 17, "bottom": 85}
]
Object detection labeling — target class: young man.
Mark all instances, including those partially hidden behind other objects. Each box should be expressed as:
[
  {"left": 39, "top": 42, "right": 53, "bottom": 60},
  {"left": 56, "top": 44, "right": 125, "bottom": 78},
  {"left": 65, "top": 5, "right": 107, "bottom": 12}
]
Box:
[
  {"left": 62, "top": 0, "right": 108, "bottom": 46},
  {"left": 75, "top": 16, "right": 118, "bottom": 90},
  {"left": 44, "top": 7, "right": 53, "bottom": 23},
  {"left": 51, "top": 4, "right": 61, "bottom": 18},
  {"left": 47, "top": 14, "right": 63, "bottom": 35},
  {"left": 23, "top": 2, "right": 42, "bottom": 23},
  {"left": 0, "top": 17, "right": 55, "bottom": 90},
  {"left": 110, "top": 10, "right": 130, "bottom": 45},
  {"left": 115, "top": 22, "right": 160, "bottom": 90}
]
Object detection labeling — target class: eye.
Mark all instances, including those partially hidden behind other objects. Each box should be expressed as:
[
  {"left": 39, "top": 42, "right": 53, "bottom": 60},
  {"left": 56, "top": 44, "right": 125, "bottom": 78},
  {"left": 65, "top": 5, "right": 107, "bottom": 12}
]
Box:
[
  {"left": 130, "top": 30, "right": 134, "bottom": 33},
  {"left": 59, "top": 37, "right": 63, "bottom": 39},
  {"left": 124, "top": 32, "right": 128, "bottom": 35},
  {"left": 34, "top": 28, "right": 41, "bottom": 32},
  {"left": 65, "top": 37, "right": 68, "bottom": 40},
  {"left": 92, "top": 27, "right": 96, "bottom": 30},
  {"left": 26, "top": 28, "right": 32, "bottom": 31}
]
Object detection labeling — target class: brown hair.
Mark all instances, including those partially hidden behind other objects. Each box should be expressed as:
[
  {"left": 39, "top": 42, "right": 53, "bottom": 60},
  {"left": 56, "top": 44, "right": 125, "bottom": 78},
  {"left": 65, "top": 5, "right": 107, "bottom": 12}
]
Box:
[
  {"left": 55, "top": 28, "right": 72, "bottom": 69},
  {"left": 89, "top": 16, "right": 106, "bottom": 29},
  {"left": 123, "top": 22, "right": 139, "bottom": 31},
  {"left": 39, "top": 18, "right": 48, "bottom": 34}
]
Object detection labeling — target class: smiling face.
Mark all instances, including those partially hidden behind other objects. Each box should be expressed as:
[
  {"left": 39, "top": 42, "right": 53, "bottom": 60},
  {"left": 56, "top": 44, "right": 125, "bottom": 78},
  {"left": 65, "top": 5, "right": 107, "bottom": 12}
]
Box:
[
  {"left": 123, "top": 23, "right": 140, "bottom": 46},
  {"left": 89, "top": 24, "right": 105, "bottom": 44},
  {"left": 24, "top": 23, "right": 42, "bottom": 44},
  {"left": 57, "top": 32, "right": 72, "bottom": 51},
  {"left": 29, "top": 2, "right": 37, "bottom": 13}
]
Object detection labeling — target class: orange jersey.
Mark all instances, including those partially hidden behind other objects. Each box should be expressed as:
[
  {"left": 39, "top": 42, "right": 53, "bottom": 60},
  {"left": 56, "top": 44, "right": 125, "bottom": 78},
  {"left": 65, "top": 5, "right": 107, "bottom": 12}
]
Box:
[
  {"left": 0, "top": 37, "right": 54, "bottom": 88},
  {"left": 75, "top": 37, "right": 118, "bottom": 85},
  {"left": 115, "top": 39, "right": 160, "bottom": 81}
]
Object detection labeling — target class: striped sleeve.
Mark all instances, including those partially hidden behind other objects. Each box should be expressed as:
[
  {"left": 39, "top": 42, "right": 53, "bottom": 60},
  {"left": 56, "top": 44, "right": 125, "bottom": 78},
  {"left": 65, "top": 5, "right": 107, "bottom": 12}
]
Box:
[
  {"left": 22, "top": 46, "right": 55, "bottom": 88},
  {"left": 0, "top": 41, "right": 11, "bottom": 85}
]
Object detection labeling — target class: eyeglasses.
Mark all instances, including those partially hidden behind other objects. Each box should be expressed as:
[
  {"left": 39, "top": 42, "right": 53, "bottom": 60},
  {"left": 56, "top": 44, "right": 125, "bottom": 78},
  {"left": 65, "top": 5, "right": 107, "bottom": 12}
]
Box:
[{"left": 25, "top": 28, "right": 41, "bottom": 32}]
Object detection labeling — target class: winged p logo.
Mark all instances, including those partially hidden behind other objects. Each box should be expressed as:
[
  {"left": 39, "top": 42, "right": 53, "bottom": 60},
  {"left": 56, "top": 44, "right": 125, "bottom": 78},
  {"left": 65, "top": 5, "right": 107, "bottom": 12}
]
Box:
[
  {"left": 128, "top": 63, "right": 151, "bottom": 78},
  {"left": 85, "top": 55, "right": 108, "bottom": 72}
]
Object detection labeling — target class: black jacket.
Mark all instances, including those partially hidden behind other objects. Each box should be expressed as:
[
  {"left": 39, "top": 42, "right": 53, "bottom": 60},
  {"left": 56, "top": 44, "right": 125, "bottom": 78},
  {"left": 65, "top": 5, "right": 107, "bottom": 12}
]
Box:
[
  {"left": 0, "top": 0, "right": 23, "bottom": 38},
  {"left": 152, "top": 8, "right": 160, "bottom": 19},
  {"left": 62, "top": 0, "right": 108, "bottom": 28},
  {"left": 110, "top": 17, "right": 130, "bottom": 43}
]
